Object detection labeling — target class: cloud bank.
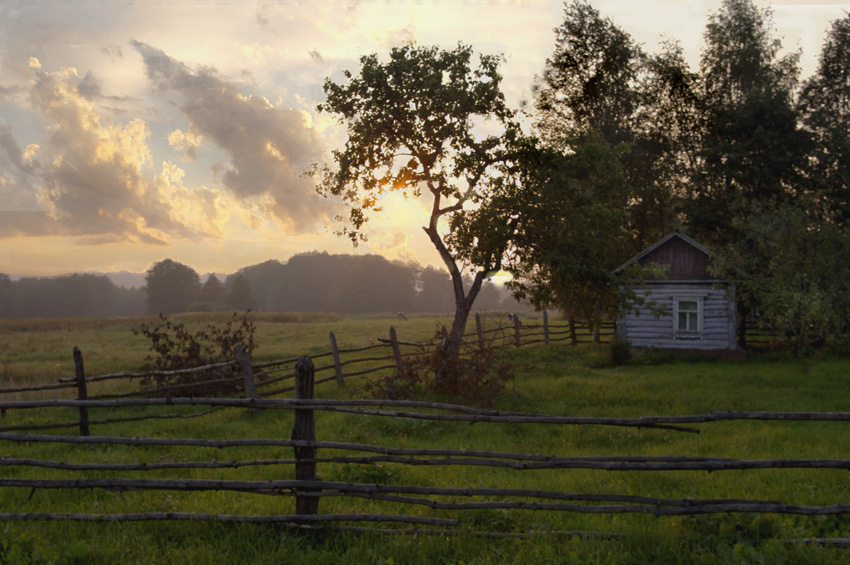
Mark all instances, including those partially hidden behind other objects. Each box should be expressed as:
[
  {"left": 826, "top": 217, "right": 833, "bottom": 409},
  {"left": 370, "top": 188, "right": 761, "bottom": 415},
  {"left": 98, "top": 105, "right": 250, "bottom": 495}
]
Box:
[
  {"left": 0, "top": 67, "right": 226, "bottom": 244},
  {"left": 0, "top": 41, "right": 334, "bottom": 249},
  {"left": 131, "top": 40, "right": 331, "bottom": 232}
]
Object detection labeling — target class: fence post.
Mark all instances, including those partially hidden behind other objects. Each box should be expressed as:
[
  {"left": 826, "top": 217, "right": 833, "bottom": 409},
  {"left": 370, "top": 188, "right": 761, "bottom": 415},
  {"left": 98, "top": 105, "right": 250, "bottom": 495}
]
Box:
[
  {"left": 389, "top": 326, "right": 405, "bottom": 377},
  {"left": 235, "top": 345, "right": 260, "bottom": 416},
  {"left": 72, "top": 347, "right": 90, "bottom": 437},
  {"left": 292, "top": 356, "right": 319, "bottom": 516},
  {"left": 513, "top": 315, "right": 521, "bottom": 347},
  {"left": 328, "top": 332, "right": 344, "bottom": 387},
  {"left": 569, "top": 316, "right": 578, "bottom": 346},
  {"left": 475, "top": 313, "right": 485, "bottom": 352},
  {"left": 543, "top": 310, "right": 550, "bottom": 346}
]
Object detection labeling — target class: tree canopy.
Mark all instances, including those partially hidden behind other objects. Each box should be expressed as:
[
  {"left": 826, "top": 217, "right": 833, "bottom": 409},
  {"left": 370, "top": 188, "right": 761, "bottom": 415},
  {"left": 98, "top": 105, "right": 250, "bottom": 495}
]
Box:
[
  {"left": 523, "top": 0, "right": 850, "bottom": 351},
  {"left": 144, "top": 259, "right": 201, "bottom": 315},
  {"left": 315, "top": 43, "right": 529, "bottom": 377}
]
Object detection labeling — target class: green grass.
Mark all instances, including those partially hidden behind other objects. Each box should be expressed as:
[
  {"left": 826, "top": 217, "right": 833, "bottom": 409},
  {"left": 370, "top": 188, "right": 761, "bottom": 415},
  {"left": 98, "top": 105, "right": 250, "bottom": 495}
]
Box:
[{"left": 0, "top": 313, "right": 849, "bottom": 563}]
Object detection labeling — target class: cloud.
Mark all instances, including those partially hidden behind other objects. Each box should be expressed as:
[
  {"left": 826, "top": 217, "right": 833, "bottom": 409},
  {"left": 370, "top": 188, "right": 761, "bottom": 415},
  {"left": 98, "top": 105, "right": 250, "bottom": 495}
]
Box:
[
  {"left": 0, "top": 85, "right": 24, "bottom": 100},
  {"left": 131, "top": 40, "right": 333, "bottom": 231},
  {"left": 75, "top": 71, "right": 102, "bottom": 100},
  {"left": 28, "top": 56, "right": 41, "bottom": 69},
  {"left": 0, "top": 123, "right": 38, "bottom": 175},
  {"left": 370, "top": 230, "right": 420, "bottom": 265},
  {"left": 101, "top": 43, "right": 123, "bottom": 60},
  {"left": 168, "top": 127, "right": 203, "bottom": 161},
  {"left": 155, "top": 161, "right": 229, "bottom": 238},
  {"left": 0, "top": 68, "right": 226, "bottom": 243}
]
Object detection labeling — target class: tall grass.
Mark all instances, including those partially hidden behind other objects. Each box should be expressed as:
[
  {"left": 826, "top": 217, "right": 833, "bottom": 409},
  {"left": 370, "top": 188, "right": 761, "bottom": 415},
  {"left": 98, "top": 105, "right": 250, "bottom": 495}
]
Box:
[{"left": 0, "top": 313, "right": 848, "bottom": 563}]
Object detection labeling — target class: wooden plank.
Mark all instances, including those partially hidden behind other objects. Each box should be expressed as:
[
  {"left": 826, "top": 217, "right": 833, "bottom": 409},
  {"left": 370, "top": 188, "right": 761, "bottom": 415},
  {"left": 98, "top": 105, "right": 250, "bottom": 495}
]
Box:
[
  {"left": 72, "top": 347, "right": 90, "bottom": 437},
  {"left": 328, "top": 332, "right": 345, "bottom": 387},
  {"left": 236, "top": 345, "right": 260, "bottom": 416},
  {"left": 389, "top": 327, "right": 405, "bottom": 376},
  {"left": 293, "top": 357, "right": 319, "bottom": 516}
]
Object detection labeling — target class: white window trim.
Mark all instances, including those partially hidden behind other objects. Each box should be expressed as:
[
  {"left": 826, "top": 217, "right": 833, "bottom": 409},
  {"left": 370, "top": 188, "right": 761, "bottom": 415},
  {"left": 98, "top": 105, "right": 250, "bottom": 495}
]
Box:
[{"left": 673, "top": 295, "right": 704, "bottom": 339}]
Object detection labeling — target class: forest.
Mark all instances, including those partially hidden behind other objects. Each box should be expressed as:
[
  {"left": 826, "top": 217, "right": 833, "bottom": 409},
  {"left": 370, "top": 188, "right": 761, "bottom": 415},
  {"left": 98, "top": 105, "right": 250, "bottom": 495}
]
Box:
[{"left": 0, "top": 253, "right": 526, "bottom": 319}]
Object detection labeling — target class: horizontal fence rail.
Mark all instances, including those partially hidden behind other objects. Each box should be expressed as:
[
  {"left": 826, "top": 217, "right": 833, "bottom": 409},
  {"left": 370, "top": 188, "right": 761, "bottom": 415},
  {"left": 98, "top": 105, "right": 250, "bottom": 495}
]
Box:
[
  {"left": 4, "top": 313, "right": 843, "bottom": 542},
  {"left": 0, "top": 313, "right": 613, "bottom": 436},
  {"left": 1, "top": 358, "right": 848, "bottom": 540}
]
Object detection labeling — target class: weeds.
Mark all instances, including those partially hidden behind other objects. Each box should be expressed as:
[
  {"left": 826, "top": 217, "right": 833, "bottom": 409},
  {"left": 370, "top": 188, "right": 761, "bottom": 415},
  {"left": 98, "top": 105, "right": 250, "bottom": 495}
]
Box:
[
  {"left": 363, "top": 329, "right": 515, "bottom": 408},
  {"left": 132, "top": 311, "right": 256, "bottom": 396}
]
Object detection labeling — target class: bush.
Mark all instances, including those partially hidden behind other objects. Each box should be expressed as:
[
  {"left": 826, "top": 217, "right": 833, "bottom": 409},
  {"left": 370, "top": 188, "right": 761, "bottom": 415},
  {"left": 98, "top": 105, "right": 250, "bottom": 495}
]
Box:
[
  {"left": 363, "top": 328, "right": 514, "bottom": 408},
  {"left": 132, "top": 311, "right": 256, "bottom": 396},
  {"left": 609, "top": 333, "right": 632, "bottom": 366}
]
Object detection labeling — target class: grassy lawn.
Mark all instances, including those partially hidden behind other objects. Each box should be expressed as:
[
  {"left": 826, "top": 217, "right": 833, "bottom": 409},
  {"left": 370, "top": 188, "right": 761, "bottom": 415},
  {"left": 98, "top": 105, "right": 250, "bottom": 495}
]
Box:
[{"left": 0, "top": 313, "right": 848, "bottom": 563}]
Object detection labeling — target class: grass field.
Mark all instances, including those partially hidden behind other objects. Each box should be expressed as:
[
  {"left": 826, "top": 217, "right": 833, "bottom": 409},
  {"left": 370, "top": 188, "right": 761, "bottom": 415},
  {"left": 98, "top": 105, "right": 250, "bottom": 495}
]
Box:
[{"left": 1, "top": 312, "right": 849, "bottom": 564}]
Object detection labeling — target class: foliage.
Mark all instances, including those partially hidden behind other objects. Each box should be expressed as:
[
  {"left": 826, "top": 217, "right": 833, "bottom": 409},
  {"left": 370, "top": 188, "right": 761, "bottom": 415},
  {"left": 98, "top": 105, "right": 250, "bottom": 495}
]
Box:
[
  {"left": 194, "top": 274, "right": 227, "bottom": 312},
  {"left": 226, "top": 273, "right": 257, "bottom": 311},
  {"left": 522, "top": 1, "right": 694, "bottom": 324},
  {"left": 0, "top": 274, "right": 13, "bottom": 318},
  {"left": 713, "top": 203, "right": 850, "bottom": 356},
  {"left": 315, "top": 43, "right": 527, "bottom": 383},
  {"left": 144, "top": 259, "right": 201, "bottom": 315},
  {"left": 534, "top": 0, "right": 641, "bottom": 145},
  {"left": 457, "top": 133, "right": 632, "bottom": 329},
  {"left": 534, "top": 0, "right": 684, "bottom": 250},
  {"left": 608, "top": 332, "right": 632, "bottom": 366},
  {"left": 0, "top": 273, "right": 138, "bottom": 319},
  {"left": 363, "top": 329, "right": 514, "bottom": 408},
  {"left": 132, "top": 311, "right": 256, "bottom": 396},
  {"left": 798, "top": 13, "right": 850, "bottom": 226},
  {"left": 686, "top": 0, "right": 808, "bottom": 245}
]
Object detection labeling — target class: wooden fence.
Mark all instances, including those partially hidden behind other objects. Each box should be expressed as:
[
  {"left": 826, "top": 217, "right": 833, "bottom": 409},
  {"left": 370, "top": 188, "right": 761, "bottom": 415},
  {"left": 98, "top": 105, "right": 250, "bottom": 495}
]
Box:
[
  {"left": 0, "top": 312, "right": 612, "bottom": 436},
  {"left": 2, "top": 315, "right": 847, "bottom": 543}
]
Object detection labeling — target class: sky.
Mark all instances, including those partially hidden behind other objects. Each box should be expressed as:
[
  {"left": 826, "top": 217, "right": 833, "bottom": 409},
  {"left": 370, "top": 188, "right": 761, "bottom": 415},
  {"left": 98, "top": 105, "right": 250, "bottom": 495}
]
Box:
[{"left": 1, "top": 0, "right": 848, "bottom": 278}]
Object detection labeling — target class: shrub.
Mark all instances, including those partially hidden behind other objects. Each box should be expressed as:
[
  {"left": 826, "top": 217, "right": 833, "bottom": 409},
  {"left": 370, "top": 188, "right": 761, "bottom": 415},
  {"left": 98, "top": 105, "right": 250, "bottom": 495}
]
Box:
[
  {"left": 132, "top": 311, "right": 256, "bottom": 396},
  {"left": 364, "top": 328, "right": 514, "bottom": 408},
  {"left": 609, "top": 333, "right": 632, "bottom": 366}
]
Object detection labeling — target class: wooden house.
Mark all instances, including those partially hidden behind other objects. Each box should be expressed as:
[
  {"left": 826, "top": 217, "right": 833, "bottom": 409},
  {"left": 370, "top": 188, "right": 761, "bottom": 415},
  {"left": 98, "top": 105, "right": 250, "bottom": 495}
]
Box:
[{"left": 616, "top": 232, "right": 738, "bottom": 350}]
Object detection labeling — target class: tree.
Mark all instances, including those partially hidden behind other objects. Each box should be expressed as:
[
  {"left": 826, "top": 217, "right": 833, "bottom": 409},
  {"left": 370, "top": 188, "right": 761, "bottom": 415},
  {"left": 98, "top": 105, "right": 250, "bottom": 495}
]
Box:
[
  {"left": 144, "top": 259, "right": 201, "bottom": 315},
  {"left": 315, "top": 43, "right": 525, "bottom": 385},
  {"left": 534, "top": 0, "right": 641, "bottom": 147},
  {"left": 451, "top": 132, "right": 633, "bottom": 331},
  {"left": 686, "top": 0, "right": 807, "bottom": 245},
  {"left": 227, "top": 273, "right": 256, "bottom": 311},
  {"left": 0, "top": 274, "right": 14, "bottom": 318},
  {"left": 415, "top": 266, "right": 455, "bottom": 313},
  {"left": 533, "top": 1, "right": 683, "bottom": 249},
  {"left": 712, "top": 202, "right": 850, "bottom": 355},
  {"left": 197, "top": 274, "right": 227, "bottom": 311},
  {"left": 683, "top": 0, "right": 813, "bottom": 347},
  {"left": 798, "top": 14, "right": 850, "bottom": 226}
]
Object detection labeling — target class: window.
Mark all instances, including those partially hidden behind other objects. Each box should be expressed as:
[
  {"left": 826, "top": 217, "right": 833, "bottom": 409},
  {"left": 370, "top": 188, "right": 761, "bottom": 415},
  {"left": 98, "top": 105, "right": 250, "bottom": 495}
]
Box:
[{"left": 674, "top": 296, "right": 703, "bottom": 338}]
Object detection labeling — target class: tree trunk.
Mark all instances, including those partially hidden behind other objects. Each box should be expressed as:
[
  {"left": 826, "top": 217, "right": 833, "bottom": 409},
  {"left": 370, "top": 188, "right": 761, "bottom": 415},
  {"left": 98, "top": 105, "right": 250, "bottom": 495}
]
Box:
[
  {"left": 738, "top": 304, "right": 749, "bottom": 349},
  {"left": 433, "top": 270, "right": 487, "bottom": 391}
]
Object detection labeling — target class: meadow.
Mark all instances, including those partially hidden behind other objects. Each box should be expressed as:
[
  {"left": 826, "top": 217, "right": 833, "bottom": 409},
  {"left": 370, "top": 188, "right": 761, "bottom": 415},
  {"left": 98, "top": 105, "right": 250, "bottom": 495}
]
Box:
[{"left": 0, "top": 312, "right": 848, "bottom": 564}]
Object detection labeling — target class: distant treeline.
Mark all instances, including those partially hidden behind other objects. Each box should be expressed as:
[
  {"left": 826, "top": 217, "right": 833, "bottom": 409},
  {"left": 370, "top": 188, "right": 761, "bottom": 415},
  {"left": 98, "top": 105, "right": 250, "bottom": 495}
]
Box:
[{"left": 0, "top": 252, "right": 529, "bottom": 319}]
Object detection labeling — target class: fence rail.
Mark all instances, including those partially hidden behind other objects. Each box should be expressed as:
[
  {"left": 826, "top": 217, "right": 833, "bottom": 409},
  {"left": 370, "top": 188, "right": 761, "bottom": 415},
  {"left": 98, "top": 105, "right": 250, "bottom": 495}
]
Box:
[
  {"left": 4, "top": 314, "right": 844, "bottom": 542},
  {"left": 0, "top": 313, "right": 613, "bottom": 435},
  {"left": 1, "top": 361, "right": 849, "bottom": 540}
]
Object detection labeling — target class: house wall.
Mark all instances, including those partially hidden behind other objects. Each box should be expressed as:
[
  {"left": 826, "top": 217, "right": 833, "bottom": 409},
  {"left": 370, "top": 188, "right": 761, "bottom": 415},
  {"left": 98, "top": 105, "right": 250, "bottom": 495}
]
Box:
[
  {"left": 619, "top": 282, "right": 737, "bottom": 350},
  {"left": 640, "top": 237, "right": 712, "bottom": 280}
]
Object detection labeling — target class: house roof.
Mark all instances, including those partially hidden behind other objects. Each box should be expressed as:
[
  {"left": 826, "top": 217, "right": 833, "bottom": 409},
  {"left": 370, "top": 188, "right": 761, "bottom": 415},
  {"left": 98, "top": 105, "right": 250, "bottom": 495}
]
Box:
[{"left": 615, "top": 231, "right": 715, "bottom": 275}]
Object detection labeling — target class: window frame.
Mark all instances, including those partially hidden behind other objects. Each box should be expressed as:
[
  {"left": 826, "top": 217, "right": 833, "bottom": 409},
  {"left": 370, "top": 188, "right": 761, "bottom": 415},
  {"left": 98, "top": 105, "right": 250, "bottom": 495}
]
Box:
[{"left": 673, "top": 295, "right": 704, "bottom": 339}]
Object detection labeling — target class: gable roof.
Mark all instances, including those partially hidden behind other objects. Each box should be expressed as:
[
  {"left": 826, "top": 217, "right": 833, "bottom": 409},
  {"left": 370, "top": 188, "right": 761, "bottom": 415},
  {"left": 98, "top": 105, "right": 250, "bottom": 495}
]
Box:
[{"left": 616, "top": 231, "right": 715, "bottom": 275}]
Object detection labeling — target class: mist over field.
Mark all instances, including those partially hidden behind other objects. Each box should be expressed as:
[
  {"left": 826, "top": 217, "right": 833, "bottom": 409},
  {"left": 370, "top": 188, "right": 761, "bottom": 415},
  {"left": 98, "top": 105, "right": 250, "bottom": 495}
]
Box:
[{"left": 0, "top": 253, "right": 528, "bottom": 319}]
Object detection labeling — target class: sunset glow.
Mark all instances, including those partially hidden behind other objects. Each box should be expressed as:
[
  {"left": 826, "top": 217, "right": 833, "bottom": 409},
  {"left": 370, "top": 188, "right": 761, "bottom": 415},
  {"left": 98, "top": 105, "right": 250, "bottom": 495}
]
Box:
[{"left": 1, "top": 1, "right": 846, "bottom": 277}]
